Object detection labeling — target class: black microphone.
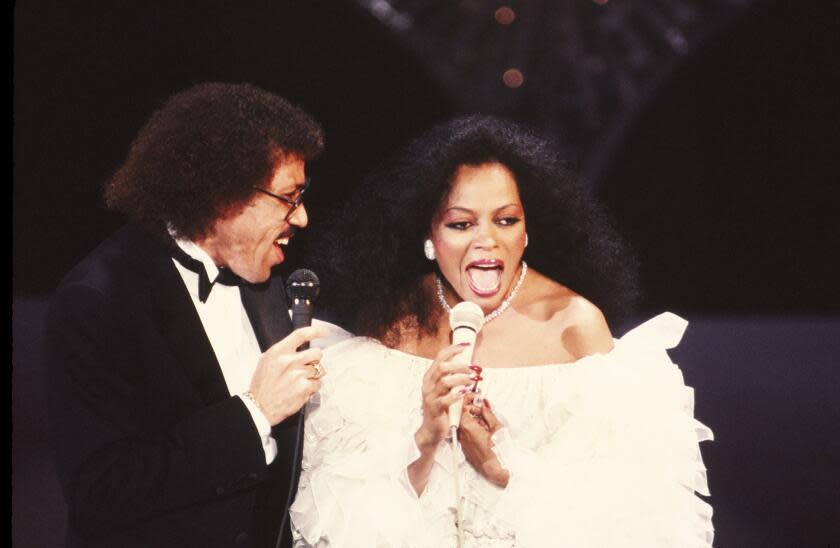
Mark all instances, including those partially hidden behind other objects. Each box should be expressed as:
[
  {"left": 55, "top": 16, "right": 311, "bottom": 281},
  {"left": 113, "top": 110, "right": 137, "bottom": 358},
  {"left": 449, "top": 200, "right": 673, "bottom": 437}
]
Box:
[
  {"left": 278, "top": 268, "right": 320, "bottom": 548},
  {"left": 285, "top": 269, "right": 320, "bottom": 351}
]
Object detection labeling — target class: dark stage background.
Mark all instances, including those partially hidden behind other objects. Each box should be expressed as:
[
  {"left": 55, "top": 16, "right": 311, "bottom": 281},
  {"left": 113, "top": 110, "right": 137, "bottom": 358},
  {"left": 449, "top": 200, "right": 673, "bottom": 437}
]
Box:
[{"left": 13, "top": 1, "right": 839, "bottom": 546}]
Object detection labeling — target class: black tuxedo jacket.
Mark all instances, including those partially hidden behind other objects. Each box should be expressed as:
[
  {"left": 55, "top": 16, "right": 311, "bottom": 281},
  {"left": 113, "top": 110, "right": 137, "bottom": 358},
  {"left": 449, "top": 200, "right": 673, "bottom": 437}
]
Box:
[{"left": 45, "top": 224, "right": 302, "bottom": 548}]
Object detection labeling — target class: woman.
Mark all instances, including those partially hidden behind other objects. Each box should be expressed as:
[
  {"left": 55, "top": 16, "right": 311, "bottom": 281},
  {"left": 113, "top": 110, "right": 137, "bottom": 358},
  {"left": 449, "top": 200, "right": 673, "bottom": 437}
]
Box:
[{"left": 291, "top": 116, "right": 713, "bottom": 547}]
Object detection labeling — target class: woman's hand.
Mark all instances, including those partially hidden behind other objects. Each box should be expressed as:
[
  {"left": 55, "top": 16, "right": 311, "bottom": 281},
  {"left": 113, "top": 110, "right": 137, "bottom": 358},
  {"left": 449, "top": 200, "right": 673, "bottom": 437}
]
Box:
[
  {"left": 409, "top": 343, "right": 478, "bottom": 495},
  {"left": 459, "top": 392, "right": 510, "bottom": 488},
  {"left": 415, "top": 343, "right": 479, "bottom": 449}
]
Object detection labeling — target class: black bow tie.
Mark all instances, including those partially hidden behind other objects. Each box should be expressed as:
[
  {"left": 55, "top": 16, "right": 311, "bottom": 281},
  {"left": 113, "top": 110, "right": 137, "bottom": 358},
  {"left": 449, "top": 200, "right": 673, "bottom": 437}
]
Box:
[{"left": 170, "top": 245, "right": 244, "bottom": 302}]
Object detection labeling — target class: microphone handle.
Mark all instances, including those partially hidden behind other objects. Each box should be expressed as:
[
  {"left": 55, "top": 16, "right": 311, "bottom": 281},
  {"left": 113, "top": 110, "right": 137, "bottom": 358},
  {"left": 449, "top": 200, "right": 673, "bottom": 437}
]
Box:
[
  {"left": 291, "top": 298, "right": 314, "bottom": 350},
  {"left": 448, "top": 326, "right": 477, "bottom": 429},
  {"left": 278, "top": 293, "right": 316, "bottom": 548}
]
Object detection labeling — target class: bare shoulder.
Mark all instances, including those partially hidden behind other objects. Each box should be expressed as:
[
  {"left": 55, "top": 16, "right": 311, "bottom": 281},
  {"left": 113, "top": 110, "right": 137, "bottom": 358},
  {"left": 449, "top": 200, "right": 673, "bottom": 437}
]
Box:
[
  {"left": 561, "top": 297, "right": 613, "bottom": 358},
  {"left": 522, "top": 270, "right": 614, "bottom": 359}
]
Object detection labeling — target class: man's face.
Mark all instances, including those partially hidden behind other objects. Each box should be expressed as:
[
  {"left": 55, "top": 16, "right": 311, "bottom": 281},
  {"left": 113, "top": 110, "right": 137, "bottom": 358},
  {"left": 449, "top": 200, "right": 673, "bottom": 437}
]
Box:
[{"left": 199, "top": 155, "right": 308, "bottom": 283}]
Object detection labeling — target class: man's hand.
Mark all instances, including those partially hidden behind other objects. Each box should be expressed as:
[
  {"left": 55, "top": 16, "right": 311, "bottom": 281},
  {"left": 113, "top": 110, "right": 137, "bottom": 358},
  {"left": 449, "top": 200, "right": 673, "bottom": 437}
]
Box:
[{"left": 248, "top": 325, "right": 328, "bottom": 425}]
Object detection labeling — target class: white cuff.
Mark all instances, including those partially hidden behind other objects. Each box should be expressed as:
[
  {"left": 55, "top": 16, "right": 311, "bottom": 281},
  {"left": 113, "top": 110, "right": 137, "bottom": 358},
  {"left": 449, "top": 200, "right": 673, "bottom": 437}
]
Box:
[{"left": 239, "top": 394, "right": 278, "bottom": 464}]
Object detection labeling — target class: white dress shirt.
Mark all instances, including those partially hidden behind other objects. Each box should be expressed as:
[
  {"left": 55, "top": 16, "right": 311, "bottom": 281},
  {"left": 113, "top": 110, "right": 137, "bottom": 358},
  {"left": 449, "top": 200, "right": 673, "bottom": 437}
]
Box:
[{"left": 171, "top": 238, "right": 277, "bottom": 464}]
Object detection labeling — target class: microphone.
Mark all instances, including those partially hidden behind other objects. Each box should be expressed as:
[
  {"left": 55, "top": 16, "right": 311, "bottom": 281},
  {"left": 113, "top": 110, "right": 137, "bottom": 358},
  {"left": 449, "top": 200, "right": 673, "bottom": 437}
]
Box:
[
  {"left": 279, "top": 268, "right": 321, "bottom": 548},
  {"left": 285, "top": 269, "right": 320, "bottom": 351},
  {"left": 447, "top": 301, "right": 485, "bottom": 431}
]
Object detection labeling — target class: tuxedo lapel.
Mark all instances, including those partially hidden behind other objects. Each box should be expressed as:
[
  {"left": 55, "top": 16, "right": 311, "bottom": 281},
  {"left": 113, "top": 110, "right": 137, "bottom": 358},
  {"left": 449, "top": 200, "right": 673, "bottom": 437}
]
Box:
[
  {"left": 126, "top": 225, "right": 231, "bottom": 405},
  {"left": 154, "top": 267, "right": 232, "bottom": 405},
  {"left": 240, "top": 273, "right": 293, "bottom": 351}
]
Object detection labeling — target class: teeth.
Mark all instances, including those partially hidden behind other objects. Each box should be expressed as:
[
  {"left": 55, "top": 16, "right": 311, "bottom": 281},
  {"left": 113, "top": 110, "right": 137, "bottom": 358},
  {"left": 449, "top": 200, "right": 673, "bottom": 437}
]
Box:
[{"left": 275, "top": 237, "right": 290, "bottom": 246}]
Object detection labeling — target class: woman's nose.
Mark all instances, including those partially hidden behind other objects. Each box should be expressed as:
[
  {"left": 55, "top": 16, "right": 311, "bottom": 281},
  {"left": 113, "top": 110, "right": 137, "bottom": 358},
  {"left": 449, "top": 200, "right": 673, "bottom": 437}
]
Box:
[{"left": 472, "top": 224, "right": 498, "bottom": 249}]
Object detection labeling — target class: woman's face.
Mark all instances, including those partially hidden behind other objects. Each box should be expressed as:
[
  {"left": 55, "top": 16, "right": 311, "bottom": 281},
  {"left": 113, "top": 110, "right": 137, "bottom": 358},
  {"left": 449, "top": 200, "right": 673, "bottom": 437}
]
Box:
[{"left": 430, "top": 162, "right": 527, "bottom": 314}]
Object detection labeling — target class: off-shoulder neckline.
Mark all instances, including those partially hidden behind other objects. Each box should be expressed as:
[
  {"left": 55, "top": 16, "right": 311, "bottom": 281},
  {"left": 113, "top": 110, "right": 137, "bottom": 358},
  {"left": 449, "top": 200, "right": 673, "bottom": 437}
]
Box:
[
  {"left": 319, "top": 312, "right": 687, "bottom": 371},
  {"left": 330, "top": 335, "right": 614, "bottom": 370}
]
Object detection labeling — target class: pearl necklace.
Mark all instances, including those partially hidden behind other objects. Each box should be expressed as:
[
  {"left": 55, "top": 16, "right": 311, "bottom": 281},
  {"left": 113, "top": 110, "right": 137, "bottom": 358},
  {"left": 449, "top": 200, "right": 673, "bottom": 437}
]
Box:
[{"left": 434, "top": 261, "right": 528, "bottom": 325}]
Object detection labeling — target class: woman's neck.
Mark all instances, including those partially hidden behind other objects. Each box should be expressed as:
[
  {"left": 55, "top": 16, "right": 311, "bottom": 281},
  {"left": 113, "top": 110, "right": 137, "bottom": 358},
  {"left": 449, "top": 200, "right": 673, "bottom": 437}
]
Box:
[{"left": 385, "top": 268, "right": 608, "bottom": 367}]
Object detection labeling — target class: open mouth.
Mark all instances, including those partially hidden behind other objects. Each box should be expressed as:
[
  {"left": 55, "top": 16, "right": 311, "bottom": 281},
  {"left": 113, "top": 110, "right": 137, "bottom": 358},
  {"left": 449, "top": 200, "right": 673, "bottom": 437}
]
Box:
[
  {"left": 273, "top": 230, "right": 295, "bottom": 261},
  {"left": 274, "top": 228, "right": 296, "bottom": 250},
  {"left": 465, "top": 259, "right": 503, "bottom": 297}
]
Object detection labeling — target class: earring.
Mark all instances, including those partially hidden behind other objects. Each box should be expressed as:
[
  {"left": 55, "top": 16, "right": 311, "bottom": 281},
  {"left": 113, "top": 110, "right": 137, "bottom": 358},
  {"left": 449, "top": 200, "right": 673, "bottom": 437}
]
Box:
[
  {"left": 525, "top": 233, "right": 529, "bottom": 248},
  {"left": 423, "top": 239, "right": 436, "bottom": 261}
]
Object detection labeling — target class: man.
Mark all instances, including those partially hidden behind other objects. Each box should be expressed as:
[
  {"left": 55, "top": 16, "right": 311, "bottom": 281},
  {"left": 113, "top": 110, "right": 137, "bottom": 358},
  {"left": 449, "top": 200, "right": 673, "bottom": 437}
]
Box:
[{"left": 45, "top": 82, "right": 327, "bottom": 548}]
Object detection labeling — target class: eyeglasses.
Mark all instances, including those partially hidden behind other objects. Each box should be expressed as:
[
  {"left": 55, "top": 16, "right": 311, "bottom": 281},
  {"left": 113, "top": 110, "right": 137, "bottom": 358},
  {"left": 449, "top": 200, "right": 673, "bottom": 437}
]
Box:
[{"left": 252, "top": 177, "right": 310, "bottom": 221}]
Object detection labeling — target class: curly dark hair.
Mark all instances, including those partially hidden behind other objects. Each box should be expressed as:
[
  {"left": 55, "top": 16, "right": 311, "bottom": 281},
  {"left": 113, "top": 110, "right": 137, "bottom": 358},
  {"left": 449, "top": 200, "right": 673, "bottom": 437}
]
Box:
[
  {"left": 104, "top": 82, "right": 324, "bottom": 240},
  {"left": 309, "top": 115, "right": 638, "bottom": 341}
]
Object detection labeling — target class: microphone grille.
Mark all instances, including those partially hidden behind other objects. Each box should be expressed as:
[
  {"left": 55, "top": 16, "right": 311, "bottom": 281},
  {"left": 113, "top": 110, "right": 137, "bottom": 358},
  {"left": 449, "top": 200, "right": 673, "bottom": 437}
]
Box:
[
  {"left": 449, "top": 301, "right": 484, "bottom": 332},
  {"left": 286, "top": 269, "right": 320, "bottom": 300}
]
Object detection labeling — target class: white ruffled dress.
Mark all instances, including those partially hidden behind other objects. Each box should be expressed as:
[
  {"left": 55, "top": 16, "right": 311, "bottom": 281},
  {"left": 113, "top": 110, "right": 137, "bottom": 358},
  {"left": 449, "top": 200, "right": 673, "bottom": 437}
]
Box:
[{"left": 290, "top": 313, "right": 713, "bottom": 547}]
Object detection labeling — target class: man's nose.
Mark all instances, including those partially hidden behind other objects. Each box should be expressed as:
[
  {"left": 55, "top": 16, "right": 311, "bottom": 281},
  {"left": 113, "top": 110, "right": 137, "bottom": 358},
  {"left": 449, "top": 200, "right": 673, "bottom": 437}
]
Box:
[{"left": 288, "top": 203, "right": 308, "bottom": 228}]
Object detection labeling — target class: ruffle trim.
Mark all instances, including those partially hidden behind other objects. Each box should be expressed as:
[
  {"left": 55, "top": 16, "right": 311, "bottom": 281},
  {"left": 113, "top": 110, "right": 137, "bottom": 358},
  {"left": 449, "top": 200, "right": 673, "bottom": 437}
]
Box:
[
  {"left": 292, "top": 313, "right": 714, "bottom": 547},
  {"left": 483, "top": 312, "right": 713, "bottom": 547}
]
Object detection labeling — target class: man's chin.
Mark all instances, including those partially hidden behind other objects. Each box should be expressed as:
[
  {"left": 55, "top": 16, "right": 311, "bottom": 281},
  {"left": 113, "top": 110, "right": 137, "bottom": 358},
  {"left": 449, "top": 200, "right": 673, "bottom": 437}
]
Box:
[
  {"left": 250, "top": 271, "right": 274, "bottom": 284},
  {"left": 230, "top": 266, "right": 271, "bottom": 285}
]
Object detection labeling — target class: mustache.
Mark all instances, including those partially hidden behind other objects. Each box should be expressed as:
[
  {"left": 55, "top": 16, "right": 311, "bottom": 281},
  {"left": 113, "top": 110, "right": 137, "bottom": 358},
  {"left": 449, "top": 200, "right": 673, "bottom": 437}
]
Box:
[{"left": 278, "top": 227, "right": 298, "bottom": 239}]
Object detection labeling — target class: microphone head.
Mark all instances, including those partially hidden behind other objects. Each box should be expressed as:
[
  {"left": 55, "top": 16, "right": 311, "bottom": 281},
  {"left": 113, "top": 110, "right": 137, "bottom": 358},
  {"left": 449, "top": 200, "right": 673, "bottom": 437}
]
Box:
[
  {"left": 449, "top": 301, "right": 484, "bottom": 333},
  {"left": 286, "top": 269, "right": 320, "bottom": 302}
]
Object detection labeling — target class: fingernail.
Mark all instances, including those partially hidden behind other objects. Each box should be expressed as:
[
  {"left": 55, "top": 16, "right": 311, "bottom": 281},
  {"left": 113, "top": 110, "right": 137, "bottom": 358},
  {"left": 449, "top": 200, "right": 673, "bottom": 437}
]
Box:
[
  {"left": 469, "top": 375, "right": 483, "bottom": 382},
  {"left": 458, "top": 342, "right": 470, "bottom": 347},
  {"left": 469, "top": 365, "right": 482, "bottom": 373},
  {"left": 484, "top": 399, "right": 491, "bottom": 409}
]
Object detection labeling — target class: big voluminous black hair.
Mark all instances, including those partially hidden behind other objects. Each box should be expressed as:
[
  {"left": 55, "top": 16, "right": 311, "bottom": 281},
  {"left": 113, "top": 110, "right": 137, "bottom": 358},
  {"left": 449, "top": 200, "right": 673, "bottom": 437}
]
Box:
[{"left": 310, "top": 115, "right": 638, "bottom": 342}]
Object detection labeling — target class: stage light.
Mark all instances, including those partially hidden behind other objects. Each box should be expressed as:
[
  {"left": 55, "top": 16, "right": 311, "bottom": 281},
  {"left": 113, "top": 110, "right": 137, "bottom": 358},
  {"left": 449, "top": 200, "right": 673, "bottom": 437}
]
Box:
[
  {"left": 502, "top": 68, "right": 524, "bottom": 88},
  {"left": 495, "top": 7, "right": 515, "bottom": 25},
  {"left": 348, "top": 0, "right": 753, "bottom": 179}
]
